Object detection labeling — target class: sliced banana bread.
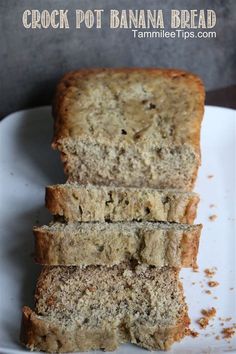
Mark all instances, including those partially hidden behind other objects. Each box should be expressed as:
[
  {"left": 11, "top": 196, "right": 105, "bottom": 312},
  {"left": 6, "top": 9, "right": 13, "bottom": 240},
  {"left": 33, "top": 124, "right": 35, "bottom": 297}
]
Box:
[
  {"left": 34, "top": 221, "right": 201, "bottom": 267},
  {"left": 46, "top": 183, "right": 199, "bottom": 223},
  {"left": 20, "top": 264, "right": 190, "bottom": 352},
  {"left": 52, "top": 68, "right": 205, "bottom": 190}
]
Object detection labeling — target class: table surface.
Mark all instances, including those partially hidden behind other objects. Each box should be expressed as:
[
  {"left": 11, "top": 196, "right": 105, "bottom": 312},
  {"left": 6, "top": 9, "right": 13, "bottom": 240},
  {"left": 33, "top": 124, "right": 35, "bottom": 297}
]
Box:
[{"left": 206, "top": 85, "right": 236, "bottom": 110}]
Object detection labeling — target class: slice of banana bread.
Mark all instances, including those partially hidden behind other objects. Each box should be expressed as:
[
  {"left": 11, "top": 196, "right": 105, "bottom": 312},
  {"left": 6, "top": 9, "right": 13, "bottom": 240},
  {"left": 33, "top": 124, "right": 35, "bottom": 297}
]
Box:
[
  {"left": 46, "top": 183, "right": 199, "bottom": 223},
  {"left": 34, "top": 221, "right": 201, "bottom": 267},
  {"left": 20, "top": 264, "right": 190, "bottom": 352},
  {"left": 52, "top": 68, "right": 205, "bottom": 190}
]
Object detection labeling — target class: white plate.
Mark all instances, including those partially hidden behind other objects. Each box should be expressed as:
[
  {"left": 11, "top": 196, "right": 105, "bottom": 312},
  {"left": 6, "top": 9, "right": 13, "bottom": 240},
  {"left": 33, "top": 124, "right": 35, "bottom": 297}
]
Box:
[{"left": 0, "top": 106, "right": 235, "bottom": 354}]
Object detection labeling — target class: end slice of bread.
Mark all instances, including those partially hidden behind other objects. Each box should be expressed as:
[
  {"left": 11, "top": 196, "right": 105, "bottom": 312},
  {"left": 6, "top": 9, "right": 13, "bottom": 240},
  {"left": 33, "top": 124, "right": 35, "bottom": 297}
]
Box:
[
  {"left": 20, "top": 264, "right": 190, "bottom": 352},
  {"left": 52, "top": 68, "right": 205, "bottom": 190},
  {"left": 34, "top": 221, "right": 202, "bottom": 267},
  {"left": 46, "top": 183, "right": 199, "bottom": 224}
]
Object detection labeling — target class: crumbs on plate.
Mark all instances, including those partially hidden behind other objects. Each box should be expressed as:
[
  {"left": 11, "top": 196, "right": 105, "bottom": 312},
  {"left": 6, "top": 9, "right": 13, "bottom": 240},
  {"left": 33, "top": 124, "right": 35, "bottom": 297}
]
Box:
[
  {"left": 197, "top": 307, "right": 216, "bottom": 329},
  {"left": 209, "top": 214, "right": 218, "bottom": 221},
  {"left": 186, "top": 328, "right": 199, "bottom": 338},
  {"left": 222, "top": 327, "right": 236, "bottom": 339},
  {"left": 205, "top": 290, "right": 212, "bottom": 295},
  {"left": 204, "top": 267, "right": 217, "bottom": 278},
  {"left": 208, "top": 281, "right": 219, "bottom": 287},
  {"left": 201, "top": 308, "right": 217, "bottom": 318}
]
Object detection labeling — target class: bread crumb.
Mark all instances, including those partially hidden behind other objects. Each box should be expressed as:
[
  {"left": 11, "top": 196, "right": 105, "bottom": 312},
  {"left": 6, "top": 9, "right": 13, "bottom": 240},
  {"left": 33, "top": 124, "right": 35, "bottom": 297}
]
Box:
[
  {"left": 197, "top": 317, "right": 209, "bottom": 329},
  {"left": 207, "top": 175, "right": 214, "bottom": 179},
  {"left": 201, "top": 307, "right": 216, "bottom": 319},
  {"left": 208, "top": 281, "right": 219, "bottom": 287},
  {"left": 192, "top": 265, "right": 199, "bottom": 272},
  {"left": 186, "top": 328, "right": 199, "bottom": 337},
  {"left": 219, "top": 317, "right": 232, "bottom": 322},
  {"left": 215, "top": 335, "right": 220, "bottom": 340},
  {"left": 204, "top": 267, "right": 217, "bottom": 278},
  {"left": 209, "top": 214, "right": 217, "bottom": 221},
  {"left": 205, "top": 290, "right": 212, "bottom": 295},
  {"left": 222, "top": 327, "right": 235, "bottom": 339},
  {"left": 197, "top": 307, "right": 216, "bottom": 329}
]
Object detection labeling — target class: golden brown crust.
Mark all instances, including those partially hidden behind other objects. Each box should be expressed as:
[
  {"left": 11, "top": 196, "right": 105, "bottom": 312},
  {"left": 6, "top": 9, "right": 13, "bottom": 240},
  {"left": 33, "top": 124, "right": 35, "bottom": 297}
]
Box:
[
  {"left": 45, "top": 186, "right": 63, "bottom": 216},
  {"left": 180, "top": 225, "right": 202, "bottom": 268},
  {"left": 182, "top": 195, "right": 199, "bottom": 224}
]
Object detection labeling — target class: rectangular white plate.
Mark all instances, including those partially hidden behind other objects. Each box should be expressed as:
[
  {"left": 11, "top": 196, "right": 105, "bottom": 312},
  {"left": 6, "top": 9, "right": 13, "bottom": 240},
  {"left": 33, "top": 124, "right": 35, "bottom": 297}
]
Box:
[{"left": 0, "top": 106, "right": 235, "bottom": 353}]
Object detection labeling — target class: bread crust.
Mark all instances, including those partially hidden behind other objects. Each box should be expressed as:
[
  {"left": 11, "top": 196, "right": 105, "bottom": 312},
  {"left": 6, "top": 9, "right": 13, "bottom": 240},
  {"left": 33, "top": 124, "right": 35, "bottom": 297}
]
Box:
[
  {"left": 45, "top": 184, "right": 199, "bottom": 224},
  {"left": 34, "top": 223, "right": 202, "bottom": 267}
]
